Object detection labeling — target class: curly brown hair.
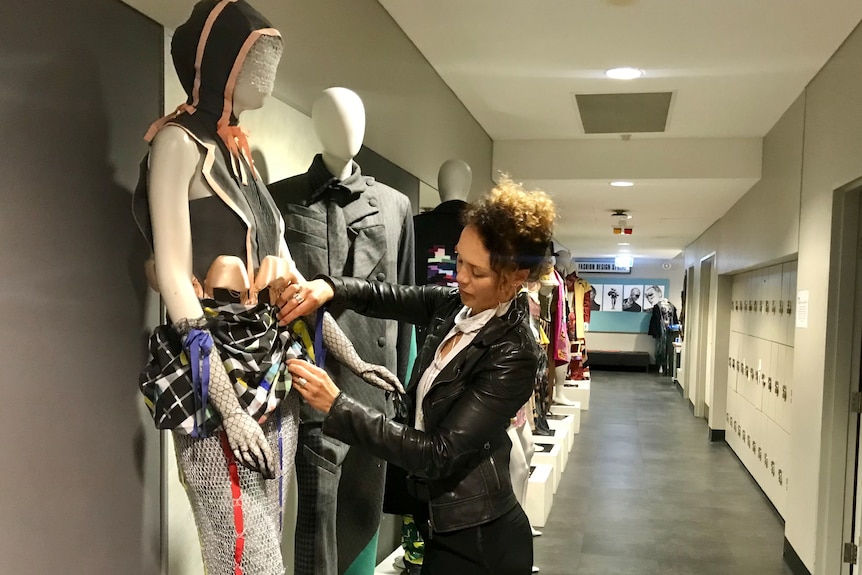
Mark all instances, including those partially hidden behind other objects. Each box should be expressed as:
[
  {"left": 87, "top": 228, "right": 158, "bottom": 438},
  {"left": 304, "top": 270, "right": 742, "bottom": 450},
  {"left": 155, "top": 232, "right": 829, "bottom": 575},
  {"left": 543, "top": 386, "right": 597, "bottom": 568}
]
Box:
[{"left": 462, "top": 176, "right": 556, "bottom": 281}]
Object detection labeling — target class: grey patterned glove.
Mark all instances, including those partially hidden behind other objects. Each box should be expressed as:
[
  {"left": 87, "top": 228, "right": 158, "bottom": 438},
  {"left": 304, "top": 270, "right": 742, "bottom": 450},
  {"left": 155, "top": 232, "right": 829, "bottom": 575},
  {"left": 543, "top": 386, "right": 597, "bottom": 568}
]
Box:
[
  {"left": 321, "top": 312, "right": 406, "bottom": 394},
  {"left": 207, "top": 345, "right": 275, "bottom": 479}
]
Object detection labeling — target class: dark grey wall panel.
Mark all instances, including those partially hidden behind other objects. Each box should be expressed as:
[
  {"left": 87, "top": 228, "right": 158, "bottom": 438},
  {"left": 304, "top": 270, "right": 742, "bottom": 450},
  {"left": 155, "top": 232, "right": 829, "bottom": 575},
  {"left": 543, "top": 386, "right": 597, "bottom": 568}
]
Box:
[{"left": 0, "top": 1, "right": 161, "bottom": 573}]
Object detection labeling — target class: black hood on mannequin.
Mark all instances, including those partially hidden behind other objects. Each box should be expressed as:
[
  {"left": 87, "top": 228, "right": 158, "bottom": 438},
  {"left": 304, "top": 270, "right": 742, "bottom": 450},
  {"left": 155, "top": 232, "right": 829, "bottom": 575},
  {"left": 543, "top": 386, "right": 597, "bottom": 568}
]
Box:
[{"left": 171, "top": 0, "right": 276, "bottom": 124}]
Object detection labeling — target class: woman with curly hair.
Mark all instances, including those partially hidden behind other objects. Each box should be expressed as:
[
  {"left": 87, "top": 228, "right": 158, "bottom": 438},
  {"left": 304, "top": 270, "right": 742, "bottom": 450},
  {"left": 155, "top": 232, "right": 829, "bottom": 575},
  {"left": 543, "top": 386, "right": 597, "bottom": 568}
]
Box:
[{"left": 277, "top": 177, "right": 556, "bottom": 574}]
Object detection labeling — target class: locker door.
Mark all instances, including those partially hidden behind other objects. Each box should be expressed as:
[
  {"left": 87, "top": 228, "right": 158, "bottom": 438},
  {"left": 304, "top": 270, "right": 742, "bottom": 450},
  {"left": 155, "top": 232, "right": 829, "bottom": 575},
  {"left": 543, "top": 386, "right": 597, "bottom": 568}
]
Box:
[
  {"left": 767, "top": 265, "right": 782, "bottom": 343},
  {"left": 762, "top": 341, "right": 776, "bottom": 422},
  {"left": 779, "top": 345, "right": 794, "bottom": 433}
]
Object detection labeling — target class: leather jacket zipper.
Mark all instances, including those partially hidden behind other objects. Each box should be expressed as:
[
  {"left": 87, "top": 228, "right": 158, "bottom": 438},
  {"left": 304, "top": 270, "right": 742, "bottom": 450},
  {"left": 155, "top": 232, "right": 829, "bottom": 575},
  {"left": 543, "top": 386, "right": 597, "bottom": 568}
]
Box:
[{"left": 488, "top": 453, "right": 501, "bottom": 489}]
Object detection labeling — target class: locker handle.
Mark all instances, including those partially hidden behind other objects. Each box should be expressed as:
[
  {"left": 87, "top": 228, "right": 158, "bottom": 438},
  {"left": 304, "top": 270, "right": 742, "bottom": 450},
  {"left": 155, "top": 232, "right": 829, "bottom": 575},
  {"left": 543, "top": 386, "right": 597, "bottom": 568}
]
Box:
[
  {"left": 771, "top": 462, "right": 776, "bottom": 476},
  {"left": 768, "top": 377, "right": 772, "bottom": 391},
  {"left": 782, "top": 385, "right": 787, "bottom": 401}
]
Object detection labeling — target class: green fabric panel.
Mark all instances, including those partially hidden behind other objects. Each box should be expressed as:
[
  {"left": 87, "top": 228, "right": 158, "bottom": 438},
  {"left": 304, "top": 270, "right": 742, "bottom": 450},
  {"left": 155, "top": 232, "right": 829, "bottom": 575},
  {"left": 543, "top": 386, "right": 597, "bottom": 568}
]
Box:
[{"left": 344, "top": 530, "right": 379, "bottom": 575}]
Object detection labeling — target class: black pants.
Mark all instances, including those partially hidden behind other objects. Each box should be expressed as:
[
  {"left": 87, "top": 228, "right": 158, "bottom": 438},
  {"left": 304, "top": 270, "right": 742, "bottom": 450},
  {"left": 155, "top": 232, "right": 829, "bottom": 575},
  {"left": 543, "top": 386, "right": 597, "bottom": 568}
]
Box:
[{"left": 417, "top": 504, "right": 533, "bottom": 575}]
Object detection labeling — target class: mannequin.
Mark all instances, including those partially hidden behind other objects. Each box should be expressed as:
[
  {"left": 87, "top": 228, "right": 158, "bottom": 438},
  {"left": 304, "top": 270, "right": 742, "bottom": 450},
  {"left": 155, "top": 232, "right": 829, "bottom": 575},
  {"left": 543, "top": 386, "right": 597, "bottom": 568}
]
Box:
[
  {"left": 135, "top": 6, "right": 399, "bottom": 573},
  {"left": 648, "top": 295, "right": 679, "bottom": 375},
  {"left": 438, "top": 158, "right": 472, "bottom": 202},
  {"left": 270, "top": 88, "right": 415, "bottom": 575},
  {"left": 413, "top": 158, "right": 472, "bottom": 291}
]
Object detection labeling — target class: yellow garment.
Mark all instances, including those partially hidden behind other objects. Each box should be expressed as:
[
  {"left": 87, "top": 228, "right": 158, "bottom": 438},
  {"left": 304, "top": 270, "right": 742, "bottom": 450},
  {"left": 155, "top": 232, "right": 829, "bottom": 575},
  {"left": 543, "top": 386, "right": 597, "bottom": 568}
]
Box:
[{"left": 572, "top": 278, "right": 591, "bottom": 340}]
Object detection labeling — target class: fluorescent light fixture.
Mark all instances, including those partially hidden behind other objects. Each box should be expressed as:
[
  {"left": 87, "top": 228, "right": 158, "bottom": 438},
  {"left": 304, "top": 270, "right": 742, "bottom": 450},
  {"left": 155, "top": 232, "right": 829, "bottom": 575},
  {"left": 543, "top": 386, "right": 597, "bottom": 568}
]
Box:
[
  {"left": 610, "top": 181, "right": 634, "bottom": 187},
  {"left": 617, "top": 242, "right": 630, "bottom": 246},
  {"left": 605, "top": 67, "right": 644, "bottom": 80},
  {"left": 615, "top": 254, "right": 634, "bottom": 268}
]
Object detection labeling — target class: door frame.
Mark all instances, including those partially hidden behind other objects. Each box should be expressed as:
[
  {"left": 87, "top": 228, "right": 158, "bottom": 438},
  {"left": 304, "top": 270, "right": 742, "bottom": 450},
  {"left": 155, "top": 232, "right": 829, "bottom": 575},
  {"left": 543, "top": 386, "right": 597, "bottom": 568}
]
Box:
[{"left": 815, "top": 178, "right": 862, "bottom": 575}]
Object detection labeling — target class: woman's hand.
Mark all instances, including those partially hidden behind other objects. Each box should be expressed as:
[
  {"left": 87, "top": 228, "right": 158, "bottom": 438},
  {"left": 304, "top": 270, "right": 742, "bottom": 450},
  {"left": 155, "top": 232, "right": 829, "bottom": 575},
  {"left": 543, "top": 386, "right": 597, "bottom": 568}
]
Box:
[
  {"left": 276, "top": 279, "right": 335, "bottom": 325},
  {"left": 288, "top": 358, "right": 341, "bottom": 414}
]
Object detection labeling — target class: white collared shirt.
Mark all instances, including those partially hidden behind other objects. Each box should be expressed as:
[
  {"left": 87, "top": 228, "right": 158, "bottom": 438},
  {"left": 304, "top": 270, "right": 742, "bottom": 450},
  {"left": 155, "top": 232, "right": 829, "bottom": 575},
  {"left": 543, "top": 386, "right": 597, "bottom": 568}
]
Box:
[{"left": 414, "top": 300, "right": 513, "bottom": 431}]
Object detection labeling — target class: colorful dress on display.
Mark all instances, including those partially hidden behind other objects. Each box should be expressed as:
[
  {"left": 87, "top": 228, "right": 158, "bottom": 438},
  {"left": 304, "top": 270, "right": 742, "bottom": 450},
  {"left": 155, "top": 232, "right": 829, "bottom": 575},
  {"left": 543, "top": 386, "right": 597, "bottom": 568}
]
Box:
[{"left": 132, "top": 2, "right": 300, "bottom": 574}]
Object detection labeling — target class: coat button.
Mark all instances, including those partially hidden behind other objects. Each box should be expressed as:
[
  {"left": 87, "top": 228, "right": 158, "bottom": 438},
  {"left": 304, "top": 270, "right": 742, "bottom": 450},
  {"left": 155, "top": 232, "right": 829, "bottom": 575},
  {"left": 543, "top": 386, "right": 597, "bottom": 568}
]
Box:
[
  {"left": 484, "top": 442, "right": 491, "bottom": 450},
  {"left": 378, "top": 336, "right": 386, "bottom": 347},
  {"left": 376, "top": 272, "right": 386, "bottom": 281},
  {"left": 368, "top": 198, "right": 378, "bottom": 207}
]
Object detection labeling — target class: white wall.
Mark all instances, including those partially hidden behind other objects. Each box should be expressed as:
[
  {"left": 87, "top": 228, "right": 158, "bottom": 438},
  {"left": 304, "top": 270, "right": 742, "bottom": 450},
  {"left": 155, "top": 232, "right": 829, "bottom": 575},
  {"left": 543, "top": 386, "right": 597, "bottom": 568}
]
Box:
[{"left": 683, "top": 18, "right": 862, "bottom": 573}]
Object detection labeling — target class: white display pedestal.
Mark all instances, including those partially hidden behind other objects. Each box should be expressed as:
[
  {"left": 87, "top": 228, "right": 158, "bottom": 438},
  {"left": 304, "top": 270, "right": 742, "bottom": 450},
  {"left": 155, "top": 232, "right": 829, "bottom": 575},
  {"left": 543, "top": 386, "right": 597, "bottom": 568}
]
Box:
[
  {"left": 375, "top": 547, "right": 404, "bottom": 575},
  {"left": 546, "top": 416, "right": 575, "bottom": 452},
  {"left": 532, "top": 441, "right": 563, "bottom": 492},
  {"left": 525, "top": 464, "right": 554, "bottom": 527},
  {"left": 550, "top": 402, "right": 581, "bottom": 434},
  {"left": 561, "top": 379, "right": 590, "bottom": 410},
  {"left": 535, "top": 426, "right": 570, "bottom": 468}
]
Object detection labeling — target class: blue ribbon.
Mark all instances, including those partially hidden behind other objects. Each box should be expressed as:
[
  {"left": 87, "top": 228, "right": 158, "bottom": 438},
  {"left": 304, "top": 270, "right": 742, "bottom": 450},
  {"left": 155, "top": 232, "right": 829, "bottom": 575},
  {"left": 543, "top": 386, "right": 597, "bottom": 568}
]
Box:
[
  {"left": 185, "top": 328, "right": 213, "bottom": 438},
  {"left": 314, "top": 307, "right": 327, "bottom": 368}
]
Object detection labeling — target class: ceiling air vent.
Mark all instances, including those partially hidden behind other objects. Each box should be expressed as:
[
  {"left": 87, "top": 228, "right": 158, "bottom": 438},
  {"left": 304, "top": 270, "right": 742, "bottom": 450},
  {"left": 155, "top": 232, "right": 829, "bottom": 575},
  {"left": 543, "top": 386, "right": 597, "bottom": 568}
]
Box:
[{"left": 574, "top": 92, "right": 673, "bottom": 134}]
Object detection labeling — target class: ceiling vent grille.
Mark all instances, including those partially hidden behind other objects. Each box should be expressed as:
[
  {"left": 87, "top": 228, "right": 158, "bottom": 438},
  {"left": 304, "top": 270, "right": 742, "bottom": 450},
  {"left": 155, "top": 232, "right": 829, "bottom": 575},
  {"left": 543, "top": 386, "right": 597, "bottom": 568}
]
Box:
[{"left": 574, "top": 92, "right": 673, "bottom": 134}]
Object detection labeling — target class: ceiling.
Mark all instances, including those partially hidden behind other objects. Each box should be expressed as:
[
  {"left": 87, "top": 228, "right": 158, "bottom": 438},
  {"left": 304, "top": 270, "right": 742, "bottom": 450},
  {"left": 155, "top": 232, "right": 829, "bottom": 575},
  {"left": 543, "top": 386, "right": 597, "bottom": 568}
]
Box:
[
  {"left": 123, "top": 0, "right": 862, "bottom": 261},
  {"left": 378, "top": 0, "right": 862, "bottom": 259}
]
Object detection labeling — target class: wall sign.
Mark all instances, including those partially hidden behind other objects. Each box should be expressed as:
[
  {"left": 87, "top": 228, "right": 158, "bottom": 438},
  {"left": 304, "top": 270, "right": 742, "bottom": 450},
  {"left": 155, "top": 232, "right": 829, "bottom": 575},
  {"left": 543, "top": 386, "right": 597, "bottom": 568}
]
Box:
[{"left": 575, "top": 258, "right": 631, "bottom": 274}]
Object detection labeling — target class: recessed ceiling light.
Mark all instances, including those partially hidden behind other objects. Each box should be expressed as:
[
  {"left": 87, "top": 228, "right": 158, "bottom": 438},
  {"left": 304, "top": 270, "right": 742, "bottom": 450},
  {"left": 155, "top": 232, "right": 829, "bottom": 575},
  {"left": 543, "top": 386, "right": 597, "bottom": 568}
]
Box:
[
  {"left": 610, "top": 181, "right": 634, "bottom": 187},
  {"left": 605, "top": 67, "right": 644, "bottom": 80},
  {"left": 617, "top": 242, "right": 630, "bottom": 246}
]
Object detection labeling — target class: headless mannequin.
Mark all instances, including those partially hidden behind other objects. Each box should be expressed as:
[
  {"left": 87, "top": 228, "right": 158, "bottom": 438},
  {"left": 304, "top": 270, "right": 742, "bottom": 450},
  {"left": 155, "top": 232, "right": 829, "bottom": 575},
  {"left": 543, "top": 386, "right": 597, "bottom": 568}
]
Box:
[
  {"left": 551, "top": 249, "right": 577, "bottom": 405},
  {"left": 437, "top": 158, "right": 471, "bottom": 202}
]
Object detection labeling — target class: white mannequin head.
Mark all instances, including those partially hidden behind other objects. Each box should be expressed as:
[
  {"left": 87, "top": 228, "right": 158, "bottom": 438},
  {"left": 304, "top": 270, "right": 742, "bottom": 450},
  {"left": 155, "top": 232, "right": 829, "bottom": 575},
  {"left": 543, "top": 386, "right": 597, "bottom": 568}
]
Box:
[
  {"left": 555, "top": 248, "right": 573, "bottom": 276},
  {"left": 312, "top": 87, "right": 366, "bottom": 180},
  {"left": 233, "top": 35, "right": 283, "bottom": 117},
  {"left": 437, "top": 159, "right": 472, "bottom": 203}
]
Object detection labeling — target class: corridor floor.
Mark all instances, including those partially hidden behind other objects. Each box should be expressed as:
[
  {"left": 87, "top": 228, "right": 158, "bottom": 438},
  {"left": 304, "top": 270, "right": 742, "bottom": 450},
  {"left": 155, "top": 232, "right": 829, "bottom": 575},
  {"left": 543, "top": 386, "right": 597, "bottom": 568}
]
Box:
[{"left": 533, "top": 371, "right": 794, "bottom": 575}]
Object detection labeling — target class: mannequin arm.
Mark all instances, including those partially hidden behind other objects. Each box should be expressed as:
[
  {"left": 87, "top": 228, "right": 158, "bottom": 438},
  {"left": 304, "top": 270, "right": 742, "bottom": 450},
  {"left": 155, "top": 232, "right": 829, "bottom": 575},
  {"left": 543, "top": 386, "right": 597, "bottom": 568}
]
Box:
[
  {"left": 149, "top": 126, "right": 273, "bottom": 476},
  {"left": 321, "top": 312, "right": 405, "bottom": 394}
]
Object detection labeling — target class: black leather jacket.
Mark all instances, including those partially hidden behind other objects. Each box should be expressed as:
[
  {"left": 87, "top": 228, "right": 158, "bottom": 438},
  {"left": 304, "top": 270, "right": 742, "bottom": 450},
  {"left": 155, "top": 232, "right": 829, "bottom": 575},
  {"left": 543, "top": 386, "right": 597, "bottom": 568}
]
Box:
[{"left": 320, "top": 276, "right": 539, "bottom": 533}]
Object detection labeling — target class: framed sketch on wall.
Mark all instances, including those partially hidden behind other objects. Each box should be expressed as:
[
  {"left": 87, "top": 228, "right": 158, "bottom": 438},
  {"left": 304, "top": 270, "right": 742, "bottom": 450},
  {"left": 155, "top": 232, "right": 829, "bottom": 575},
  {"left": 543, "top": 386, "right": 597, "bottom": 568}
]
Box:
[
  {"left": 603, "top": 284, "right": 623, "bottom": 312},
  {"left": 589, "top": 284, "right": 603, "bottom": 311},
  {"left": 622, "top": 285, "right": 643, "bottom": 312},
  {"left": 643, "top": 284, "right": 665, "bottom": 312}
]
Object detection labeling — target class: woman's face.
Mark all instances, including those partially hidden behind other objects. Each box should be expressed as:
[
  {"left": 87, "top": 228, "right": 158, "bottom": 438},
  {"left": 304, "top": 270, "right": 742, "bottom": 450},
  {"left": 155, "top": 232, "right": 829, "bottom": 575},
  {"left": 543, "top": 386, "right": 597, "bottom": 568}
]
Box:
[{"left": 456, "top": 225, "right": 509, "bottom": 313}]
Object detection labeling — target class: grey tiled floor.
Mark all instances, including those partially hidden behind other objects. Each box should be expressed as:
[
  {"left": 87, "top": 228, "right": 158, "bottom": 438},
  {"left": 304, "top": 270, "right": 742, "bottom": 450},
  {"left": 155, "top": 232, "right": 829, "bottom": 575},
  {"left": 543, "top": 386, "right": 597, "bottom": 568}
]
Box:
[{"left": 534, "top": 371, "right": 793, "bottom": 575}]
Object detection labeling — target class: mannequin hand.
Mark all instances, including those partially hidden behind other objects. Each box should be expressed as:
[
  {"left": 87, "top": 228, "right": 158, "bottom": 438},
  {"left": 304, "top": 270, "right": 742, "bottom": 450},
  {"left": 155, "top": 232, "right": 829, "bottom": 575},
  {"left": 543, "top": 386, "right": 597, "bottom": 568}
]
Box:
[
  {"left": 359, "top": 363, "right": 405, "bottom": 394},
  {"left": 277, "top": 279, "right": 334, "bottom": 326},
  {"left": 221, "top": 409, "right": 275, "bottom": 479},
  {"left": 288, "top": 359, "right": 341, "bottom": 414}
]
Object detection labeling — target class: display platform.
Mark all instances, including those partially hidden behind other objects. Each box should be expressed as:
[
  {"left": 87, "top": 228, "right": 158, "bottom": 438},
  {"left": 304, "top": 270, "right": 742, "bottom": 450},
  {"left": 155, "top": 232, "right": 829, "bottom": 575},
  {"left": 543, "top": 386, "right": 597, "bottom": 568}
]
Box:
[
  {"left": 525, "top": 464, "right": 554, "bottom": 527},
  {"left": 561, "top": 379, "right": 591, "bottom": 410},
  {"left": 546, "top": 416, "right": 576, "bottom": 451},
  {"left": 536, "top": 428, "right": 571, "bottom": 470},
  {"left": 375, "top": 547, "right": 405, "bottom": 575},
  {"left": 533, "top": 441, "right": 563, "bottom": 492},
  {"left": 550, "top": 402, "right": 581, "bottom": 433}
]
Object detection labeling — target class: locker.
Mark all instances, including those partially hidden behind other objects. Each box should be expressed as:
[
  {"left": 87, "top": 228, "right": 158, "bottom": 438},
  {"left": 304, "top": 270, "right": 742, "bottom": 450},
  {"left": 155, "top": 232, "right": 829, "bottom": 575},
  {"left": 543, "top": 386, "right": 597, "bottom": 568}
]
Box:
[
  {"left": 778, "top": 345, "right": 793, "bottom": 433},
  {"left": 766, "top": 265, "right": 782, "bottom": 343},
  {"left": 727, "top": 332, "right": 739, "bottom": 393},
  {"left": 768, "top": 422, "right": 789, "bottom": 516},
  {"left": 762, "top": 341, "right": 776, "bottom": 421},
  {"left": 782, "top": 262, "right": 798, "bottom": 346}
]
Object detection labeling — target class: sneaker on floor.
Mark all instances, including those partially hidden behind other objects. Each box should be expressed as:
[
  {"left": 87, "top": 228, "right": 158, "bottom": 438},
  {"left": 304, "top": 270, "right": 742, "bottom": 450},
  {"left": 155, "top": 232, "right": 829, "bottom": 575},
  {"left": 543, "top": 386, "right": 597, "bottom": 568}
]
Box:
[{"left": 531, "top": 527, "right": 542, "bottom": 537}]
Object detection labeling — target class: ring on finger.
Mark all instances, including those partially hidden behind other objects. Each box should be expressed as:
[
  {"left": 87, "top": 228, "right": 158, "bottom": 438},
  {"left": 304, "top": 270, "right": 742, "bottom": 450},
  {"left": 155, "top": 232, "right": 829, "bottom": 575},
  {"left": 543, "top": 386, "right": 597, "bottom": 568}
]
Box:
[
  {"left": 292, "top": 292, "right": 304, "bottom": 304},
  {"left": 296, "top": 376, "right": 308, "bottom": 387}
]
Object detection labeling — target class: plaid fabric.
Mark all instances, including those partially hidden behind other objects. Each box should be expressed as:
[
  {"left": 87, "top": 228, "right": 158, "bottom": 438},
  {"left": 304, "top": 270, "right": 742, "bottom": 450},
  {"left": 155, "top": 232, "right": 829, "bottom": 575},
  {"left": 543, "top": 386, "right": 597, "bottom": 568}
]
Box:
[{"left": 140, "top": 299, "right": 312, "bottom": 436}]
